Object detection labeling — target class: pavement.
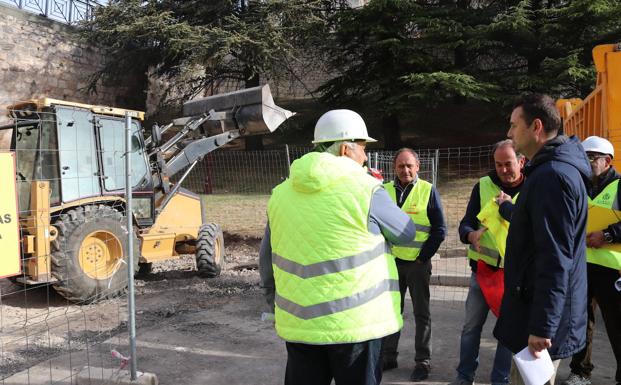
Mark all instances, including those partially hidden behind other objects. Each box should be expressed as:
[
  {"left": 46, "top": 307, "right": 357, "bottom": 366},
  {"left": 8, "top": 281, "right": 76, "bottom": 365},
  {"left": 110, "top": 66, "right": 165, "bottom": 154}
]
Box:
[{"left": 2, "top": 257, "right": 617, "bottom": 384}]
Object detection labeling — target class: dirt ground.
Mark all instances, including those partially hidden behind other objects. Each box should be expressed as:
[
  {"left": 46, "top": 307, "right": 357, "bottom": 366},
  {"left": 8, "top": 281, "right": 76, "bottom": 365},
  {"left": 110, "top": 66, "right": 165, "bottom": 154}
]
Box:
[{"left": 1, "top": 235, "right": 617, "bottom": 385}]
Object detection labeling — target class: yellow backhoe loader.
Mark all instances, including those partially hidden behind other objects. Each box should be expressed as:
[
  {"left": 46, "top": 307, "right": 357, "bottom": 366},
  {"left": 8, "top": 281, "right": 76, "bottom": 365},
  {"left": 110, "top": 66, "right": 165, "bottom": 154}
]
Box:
[{"left": 1, "top": 84, "right": 294, "bottom": 302}]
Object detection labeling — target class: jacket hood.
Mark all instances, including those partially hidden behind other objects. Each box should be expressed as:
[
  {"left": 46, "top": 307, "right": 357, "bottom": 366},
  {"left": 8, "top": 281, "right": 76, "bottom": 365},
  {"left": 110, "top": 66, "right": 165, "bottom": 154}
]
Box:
[
  {"left": 289, "top": 152, "right": 366, "bottom": 193},
  {"left": 525, "top": 135, "right": 592, "bottom": 182}
]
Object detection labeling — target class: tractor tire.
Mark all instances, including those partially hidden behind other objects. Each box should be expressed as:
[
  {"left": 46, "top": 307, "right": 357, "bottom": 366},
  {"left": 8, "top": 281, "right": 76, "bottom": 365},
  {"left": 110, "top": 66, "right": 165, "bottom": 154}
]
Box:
[
  {"left": 51, "top": 205, "right": 139, "bottom": 303},
  {"left": 195, "top": 223, "right": 225, "bottom": 278}
]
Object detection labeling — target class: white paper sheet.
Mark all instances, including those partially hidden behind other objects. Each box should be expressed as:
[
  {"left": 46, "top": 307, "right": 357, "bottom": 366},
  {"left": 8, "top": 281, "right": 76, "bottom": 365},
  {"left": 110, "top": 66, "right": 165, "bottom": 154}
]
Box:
[{"left": 513, "top": 347, "right": 555, "bottom": 385}]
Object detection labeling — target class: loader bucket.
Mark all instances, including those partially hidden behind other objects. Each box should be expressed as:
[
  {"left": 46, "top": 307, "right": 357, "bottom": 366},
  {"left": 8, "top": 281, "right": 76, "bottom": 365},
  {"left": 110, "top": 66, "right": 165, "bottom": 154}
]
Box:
[{"left": 182, "top": 84, "right": 295, "bottom": 136}]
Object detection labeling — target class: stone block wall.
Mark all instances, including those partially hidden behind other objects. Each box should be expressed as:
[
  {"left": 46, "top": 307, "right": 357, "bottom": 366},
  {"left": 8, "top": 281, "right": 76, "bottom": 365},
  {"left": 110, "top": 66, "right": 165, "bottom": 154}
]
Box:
[{"left": 0, "top": 3, "right": 142, "bottom": 124}]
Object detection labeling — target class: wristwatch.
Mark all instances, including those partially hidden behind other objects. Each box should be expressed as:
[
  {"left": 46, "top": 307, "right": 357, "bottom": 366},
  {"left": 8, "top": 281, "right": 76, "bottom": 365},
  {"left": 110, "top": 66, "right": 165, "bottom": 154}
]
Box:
[{"left": 603, "top": 229, "right": 614, "bottom": 244}]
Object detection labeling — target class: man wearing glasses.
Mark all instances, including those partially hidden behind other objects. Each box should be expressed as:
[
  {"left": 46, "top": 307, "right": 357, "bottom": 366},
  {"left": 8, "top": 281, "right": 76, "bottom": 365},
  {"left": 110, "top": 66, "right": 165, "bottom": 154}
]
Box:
[{"left": 560, "top": 136, "right": 621, "bottom": 385}]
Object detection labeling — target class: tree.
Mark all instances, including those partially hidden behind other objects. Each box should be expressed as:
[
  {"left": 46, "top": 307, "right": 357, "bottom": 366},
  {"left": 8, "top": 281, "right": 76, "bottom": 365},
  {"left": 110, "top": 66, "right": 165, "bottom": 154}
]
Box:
[
  {"left": 319, "top": 0, "right": 621, "bottom": 147},
  {"left": 483, "top": 0, "right": 621, "bottom": 97},
  {"left": 318, "top": 0, "right": 500, "bottom": 147},
  {"left": 81, "top": 0, "right": 345, "bottom": 148}
]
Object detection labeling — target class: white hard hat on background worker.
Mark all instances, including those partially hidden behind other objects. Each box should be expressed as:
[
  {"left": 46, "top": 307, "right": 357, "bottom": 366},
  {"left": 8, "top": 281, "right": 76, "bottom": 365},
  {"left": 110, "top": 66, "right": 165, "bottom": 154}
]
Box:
[
  {"left": 582, "top": 136, "right": 615, "bottom": 157},
  {"left": 312, "top": 109, "right": 377, "bottom": 143}
]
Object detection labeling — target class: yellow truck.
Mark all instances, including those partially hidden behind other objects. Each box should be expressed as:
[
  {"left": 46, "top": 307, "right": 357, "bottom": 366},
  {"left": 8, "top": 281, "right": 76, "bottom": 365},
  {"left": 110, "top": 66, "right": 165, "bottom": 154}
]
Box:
[
  {"left": 557, "top": 43, "right": 621, "bottom": 167},
  {"left": 1, "top": 84, "right": 294, "bottom": 302}
]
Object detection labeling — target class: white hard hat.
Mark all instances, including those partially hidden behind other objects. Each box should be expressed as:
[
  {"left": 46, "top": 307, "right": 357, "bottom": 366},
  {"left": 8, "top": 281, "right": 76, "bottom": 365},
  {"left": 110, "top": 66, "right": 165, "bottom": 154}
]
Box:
[
  {"left": 312, "top": 109, "right": 377, "bottom": 144},
  {"left": 582, "top": 136, "right": 614, "bottom": 158}
]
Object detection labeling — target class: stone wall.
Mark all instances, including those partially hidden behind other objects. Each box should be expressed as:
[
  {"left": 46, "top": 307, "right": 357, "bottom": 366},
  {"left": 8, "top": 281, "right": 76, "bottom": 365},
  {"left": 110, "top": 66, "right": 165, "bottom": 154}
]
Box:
[{"left": 0, "top": 3, "right": 142, "bottom": 124}]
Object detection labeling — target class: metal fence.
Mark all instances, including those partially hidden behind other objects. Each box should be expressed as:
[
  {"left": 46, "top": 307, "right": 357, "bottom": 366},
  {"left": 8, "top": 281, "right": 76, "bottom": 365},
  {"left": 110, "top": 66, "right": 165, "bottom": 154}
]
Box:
[
  {"left": 185, "top": 145, "right": 494, "bottom": 254},
  {"left": 1, "top": 106, "right": 135, "bottom": 384},
  {"left": 1, "top": 115, "right": 496, "bottom": 383},
  {"left": 0, "top": 0, "right": 105, "bottom": 24}
]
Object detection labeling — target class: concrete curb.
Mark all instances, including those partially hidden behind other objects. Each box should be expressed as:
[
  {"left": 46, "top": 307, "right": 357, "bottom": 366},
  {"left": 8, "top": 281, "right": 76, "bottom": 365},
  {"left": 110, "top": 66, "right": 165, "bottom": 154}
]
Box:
[
  {"left": 431, "top": 274, "right": 469, "bottom": 287},
  {"left": 77, "top": 367, "right": 158, "bottom": 385}
]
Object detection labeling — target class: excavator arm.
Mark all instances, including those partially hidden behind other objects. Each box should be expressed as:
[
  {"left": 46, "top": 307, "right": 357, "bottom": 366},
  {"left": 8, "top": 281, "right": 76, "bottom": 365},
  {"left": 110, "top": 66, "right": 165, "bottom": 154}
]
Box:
[
  {"left": 148, "top": 84, "right": 295, "bottom": 208},
  {"left": 152, "top": 84, "right": 294, "bottom": 182}
]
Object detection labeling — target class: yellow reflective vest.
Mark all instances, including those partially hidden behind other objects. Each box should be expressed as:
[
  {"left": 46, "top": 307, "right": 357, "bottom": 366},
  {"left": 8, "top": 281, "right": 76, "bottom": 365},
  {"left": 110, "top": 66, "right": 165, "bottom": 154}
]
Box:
[
  {"left": 467, "top": 176, "right": 515, "bottom": 267},
  {"left": 267, "top": 152, "right": 402, "bottom": 344},
  {"left": 588, "top": 179, "right": 621, "bottom": 270},
  {"left": 384, "top": 179, "right": 432, "bottom": 261}
]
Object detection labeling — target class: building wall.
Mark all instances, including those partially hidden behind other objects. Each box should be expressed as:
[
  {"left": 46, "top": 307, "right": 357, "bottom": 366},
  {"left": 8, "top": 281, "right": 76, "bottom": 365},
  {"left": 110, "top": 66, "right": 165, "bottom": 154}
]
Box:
[{"left": 0, "top": 3, "right": 141, "bottom": 124}]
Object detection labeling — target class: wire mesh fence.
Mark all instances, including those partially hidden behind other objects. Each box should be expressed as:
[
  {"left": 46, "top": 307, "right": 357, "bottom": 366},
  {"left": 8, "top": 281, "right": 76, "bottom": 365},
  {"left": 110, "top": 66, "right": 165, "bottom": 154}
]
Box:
[
  {"left": 186, "top": 144, "right": 495, "bottom": 250},
  {"left": 1, "top": 105, "right": 136, "bottom": 384},
  {"left": 0, "top": 100, "right": 497, "bottom": 383},
  {"left": 188, "top": 144, "right": 495, "bottom": 302}
]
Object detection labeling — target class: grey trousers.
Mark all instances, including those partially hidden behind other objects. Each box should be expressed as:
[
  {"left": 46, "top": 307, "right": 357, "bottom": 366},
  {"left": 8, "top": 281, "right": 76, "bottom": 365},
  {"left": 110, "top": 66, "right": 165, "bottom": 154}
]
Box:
[
  {"left": 382, "top": 258, "right": 432, "bottom": 365},
  {"left": 510, "top": 358, "right": 560, "bottom": 385}
]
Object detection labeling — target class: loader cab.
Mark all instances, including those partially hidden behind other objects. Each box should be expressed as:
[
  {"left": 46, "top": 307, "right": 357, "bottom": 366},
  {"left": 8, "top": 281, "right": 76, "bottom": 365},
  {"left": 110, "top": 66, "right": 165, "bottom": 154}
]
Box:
[{"left": 8, "top": 99, "right": 154, "bottom": 226}]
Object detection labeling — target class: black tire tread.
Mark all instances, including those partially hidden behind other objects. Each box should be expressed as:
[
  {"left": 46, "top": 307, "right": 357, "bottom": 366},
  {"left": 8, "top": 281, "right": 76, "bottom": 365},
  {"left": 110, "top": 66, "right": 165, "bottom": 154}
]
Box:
[
  {"left": 50, "top": 205, "right": 138, "bottom": 303},
  {"left": 195, "top": 223, "right": 225, "bottom": 278}
]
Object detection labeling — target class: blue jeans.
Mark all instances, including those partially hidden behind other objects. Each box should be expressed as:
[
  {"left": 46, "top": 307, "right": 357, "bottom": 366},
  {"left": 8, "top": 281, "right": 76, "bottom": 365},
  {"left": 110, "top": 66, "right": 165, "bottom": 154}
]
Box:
[{"left": 456, "top": 272, "right": 511, "bottom": 385}]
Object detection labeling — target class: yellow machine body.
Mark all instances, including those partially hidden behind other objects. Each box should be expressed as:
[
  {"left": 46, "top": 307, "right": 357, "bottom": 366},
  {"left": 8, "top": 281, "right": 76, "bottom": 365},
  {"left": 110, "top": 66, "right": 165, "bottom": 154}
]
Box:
[
  {"left": 141, "top": 191, "right": 202, "bottom": 262},
  {"left": 557, "top": 43, "right": 621, "bottom": 168},
  {"left": 6, "top": 85, "right": 293, "bottom": 300}
]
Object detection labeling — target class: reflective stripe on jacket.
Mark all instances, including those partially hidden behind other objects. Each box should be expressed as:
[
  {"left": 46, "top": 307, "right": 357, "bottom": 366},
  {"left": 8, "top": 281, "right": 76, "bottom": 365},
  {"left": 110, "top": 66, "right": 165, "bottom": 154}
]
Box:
[
  {"left": 588, "top": 179, "right": 621, "bottom": 270},
  {"left": 267, "top": 152, "right": 402, "bottom": 344},
  {"left": 384, "top": 180, "right": 432, "bottom": 261}
]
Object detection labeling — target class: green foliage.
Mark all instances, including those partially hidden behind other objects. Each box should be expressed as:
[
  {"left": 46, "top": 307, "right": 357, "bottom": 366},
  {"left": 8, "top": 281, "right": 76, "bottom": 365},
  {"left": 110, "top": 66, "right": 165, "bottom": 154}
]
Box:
[
  {"left": 401, "top": 72, "right": 497, "bottom": 104},
  {"left": 318, "top": 0, "right": 621, "bottom": 145},
  {"left": 81, "top": 0, "right": 343, "bottom": 105}
]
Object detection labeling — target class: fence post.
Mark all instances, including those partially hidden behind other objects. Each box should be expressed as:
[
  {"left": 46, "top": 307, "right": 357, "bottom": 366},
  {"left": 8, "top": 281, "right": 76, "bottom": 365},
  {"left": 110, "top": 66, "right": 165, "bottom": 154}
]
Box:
[
  {"left": 433, "top": 149, "right": 440, "bottom": 186},
  {"left": 124, "top": 112, "right": 138, "bottom": 380},
  {"left": 68, "top": 0, "right": 74, "bottom": 23},
  {"left": 285, "top": 144, "right": 291, "bottom": 173}
]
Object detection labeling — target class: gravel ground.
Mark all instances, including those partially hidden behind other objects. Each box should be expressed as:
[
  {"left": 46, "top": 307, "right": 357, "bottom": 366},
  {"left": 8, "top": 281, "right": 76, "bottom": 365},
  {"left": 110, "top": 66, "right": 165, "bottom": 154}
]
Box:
[{"left": 1, "top": 234, "right": 617, "bottom": 384}]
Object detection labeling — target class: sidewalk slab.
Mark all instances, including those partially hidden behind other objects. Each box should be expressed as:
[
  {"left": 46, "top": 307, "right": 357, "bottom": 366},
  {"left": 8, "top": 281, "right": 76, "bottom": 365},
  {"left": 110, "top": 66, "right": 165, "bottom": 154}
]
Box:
[{"left": 77, "top": 367, "right": 158, "bottom": 385}]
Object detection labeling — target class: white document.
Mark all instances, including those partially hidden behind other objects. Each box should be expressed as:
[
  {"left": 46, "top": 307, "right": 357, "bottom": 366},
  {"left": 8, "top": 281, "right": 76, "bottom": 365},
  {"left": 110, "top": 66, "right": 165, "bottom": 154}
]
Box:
[
  {"left": 513, "top": 347, "right": 555, "bottom": 385},
  {"left": 615, "top": 277, "right": 621, "bottom": 292}
]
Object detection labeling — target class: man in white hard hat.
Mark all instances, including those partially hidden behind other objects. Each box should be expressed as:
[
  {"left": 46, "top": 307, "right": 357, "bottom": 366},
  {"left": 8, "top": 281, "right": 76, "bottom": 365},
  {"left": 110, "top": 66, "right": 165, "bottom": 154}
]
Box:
[
  {"left": 560, "top": 136, "right": 621, "bottom": 385},
  {"left": 259, "top": 109, "right": 417, "bottom": 385}
]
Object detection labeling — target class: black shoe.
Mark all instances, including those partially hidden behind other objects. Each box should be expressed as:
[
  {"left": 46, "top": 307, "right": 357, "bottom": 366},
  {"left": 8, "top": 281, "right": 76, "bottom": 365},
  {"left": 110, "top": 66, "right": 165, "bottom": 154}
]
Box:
[
  {"left": 409, "top": 363, "right": 430, "bottom": 382},
  {"left": 382, "top": 358, "right": 398, "bottom": 371}
]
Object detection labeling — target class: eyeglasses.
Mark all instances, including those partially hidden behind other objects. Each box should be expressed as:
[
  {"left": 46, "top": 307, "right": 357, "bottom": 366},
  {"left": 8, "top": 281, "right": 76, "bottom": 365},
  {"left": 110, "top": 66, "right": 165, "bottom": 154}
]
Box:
[{"left": 587, "top": 154, "right": 607, "bottom": 162}]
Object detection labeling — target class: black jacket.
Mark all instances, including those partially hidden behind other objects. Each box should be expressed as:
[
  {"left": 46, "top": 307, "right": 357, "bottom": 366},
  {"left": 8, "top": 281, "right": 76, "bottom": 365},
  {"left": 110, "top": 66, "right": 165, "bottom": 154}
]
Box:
[{"left": 493, "top": 135, "right": 590, "bottom": 360}]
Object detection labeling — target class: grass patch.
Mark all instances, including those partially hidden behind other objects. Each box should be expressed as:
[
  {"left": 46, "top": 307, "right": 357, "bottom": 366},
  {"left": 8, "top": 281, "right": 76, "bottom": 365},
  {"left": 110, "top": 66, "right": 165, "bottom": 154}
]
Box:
[
  {"left": 201, "top": 194, "right": 270, "bottom": 238},
  {"left": 200, "top": 178, "right": 478, "bottom": 255}
]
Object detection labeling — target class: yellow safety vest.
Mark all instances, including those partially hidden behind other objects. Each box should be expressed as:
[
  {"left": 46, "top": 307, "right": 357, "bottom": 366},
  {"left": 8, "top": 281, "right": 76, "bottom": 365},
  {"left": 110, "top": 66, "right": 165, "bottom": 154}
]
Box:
[
  {"left": 268, "top": 152, "right": 402, "bottom": 344},
  {"left": 587, "top": 179, "right": 621, "bottom": 270},
  {"left": 467, "top": 176, "right": 516, "bottom": 267},
  {"left": 384, "top": 179, "right": 432, "bottom": 261}
]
